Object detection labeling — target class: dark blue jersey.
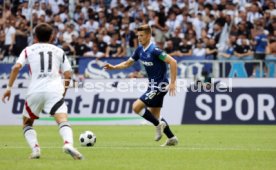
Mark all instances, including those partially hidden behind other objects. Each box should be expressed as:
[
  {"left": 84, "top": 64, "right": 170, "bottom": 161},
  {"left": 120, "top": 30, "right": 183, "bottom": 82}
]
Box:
[
  {"left": 131, "top": 43, "right": 168, "bottom": 86},
  {"left": 254, "top": 33, "right": 268, "bottom": 53},
  {"left": 226, "top": 46, "right": 234, "bottom": 55}
]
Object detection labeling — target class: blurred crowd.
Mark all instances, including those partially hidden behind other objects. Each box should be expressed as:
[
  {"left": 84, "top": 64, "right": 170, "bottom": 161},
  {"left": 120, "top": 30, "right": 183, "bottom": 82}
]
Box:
[{"left": 0, "top": 0, "right": 276, "bottom": 64}]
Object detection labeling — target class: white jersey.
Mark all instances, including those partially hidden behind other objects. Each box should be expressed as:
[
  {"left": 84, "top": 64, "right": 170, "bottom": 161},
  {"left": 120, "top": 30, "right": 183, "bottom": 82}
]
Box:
[{"left": 16, "top": 43, "right": 72, "bottom": 95}]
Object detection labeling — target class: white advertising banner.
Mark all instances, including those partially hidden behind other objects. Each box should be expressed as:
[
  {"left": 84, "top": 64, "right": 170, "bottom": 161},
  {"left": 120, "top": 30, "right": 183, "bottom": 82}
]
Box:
[
  {"left": 0, "top": 79, "right": 186, "bottom": 125},
  {"left": 0, "top": 78, "right": 276, "bottom": 125}
]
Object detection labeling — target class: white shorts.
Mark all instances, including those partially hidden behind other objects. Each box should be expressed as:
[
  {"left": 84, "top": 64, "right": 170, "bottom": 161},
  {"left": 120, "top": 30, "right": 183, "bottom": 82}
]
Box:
[{"left": 22, "top": 92, "right": 68, "bottom": 119}]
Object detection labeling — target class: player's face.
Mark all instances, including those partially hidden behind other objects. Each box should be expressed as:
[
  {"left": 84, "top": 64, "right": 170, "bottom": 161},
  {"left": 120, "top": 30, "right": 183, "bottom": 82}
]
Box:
[{"left": 137, "top": 31, "right": 150, "bottom": 46}]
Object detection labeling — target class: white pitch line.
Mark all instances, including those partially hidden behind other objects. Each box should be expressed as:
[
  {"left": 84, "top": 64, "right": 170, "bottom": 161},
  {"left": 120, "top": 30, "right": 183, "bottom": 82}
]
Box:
[{"left": 1, "top": 146, "right": 276, "bottom": 152}]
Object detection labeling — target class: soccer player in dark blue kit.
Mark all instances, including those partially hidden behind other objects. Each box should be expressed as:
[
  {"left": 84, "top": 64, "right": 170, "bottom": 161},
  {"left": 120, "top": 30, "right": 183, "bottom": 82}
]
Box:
[{"left": 104, "top": 24, "right": 178, "bottom": 146}]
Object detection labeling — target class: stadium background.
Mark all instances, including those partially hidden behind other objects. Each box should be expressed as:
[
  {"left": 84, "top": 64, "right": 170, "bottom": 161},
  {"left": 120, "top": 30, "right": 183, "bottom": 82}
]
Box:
[
  {"left": 0, "top": 0, "right": 276, "bottom": 125},
  {"left": 0, "top": 1, "right": 276, "bottom": 170}
]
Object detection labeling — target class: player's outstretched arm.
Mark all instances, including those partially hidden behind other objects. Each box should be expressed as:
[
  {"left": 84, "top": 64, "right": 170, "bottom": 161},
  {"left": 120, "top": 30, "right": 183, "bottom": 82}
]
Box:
[
  {"left": 2, "top": 63, "right": 22, "bottom": 103},
  {"left": 103, "top": 58, "right": 135, "bottom": 70},
  {"left": 164, "top": 55, "right": 177, "bottom": 96}
]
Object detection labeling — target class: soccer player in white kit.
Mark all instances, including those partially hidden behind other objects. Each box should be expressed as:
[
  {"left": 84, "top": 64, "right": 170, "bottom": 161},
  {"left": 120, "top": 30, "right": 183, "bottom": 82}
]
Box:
[{"left": 2, "top": 23, "right": 83, "bottom": 160}]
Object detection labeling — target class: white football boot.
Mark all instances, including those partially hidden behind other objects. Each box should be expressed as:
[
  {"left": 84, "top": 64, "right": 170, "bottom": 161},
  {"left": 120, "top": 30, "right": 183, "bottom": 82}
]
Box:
[
  {"left": 29, "top": 145, "right": 41, "bottom": 159},
  {"left": 155, "top": 121, "right": 166, "bottom": 141},
  {"left": 161, "top": 136, "right": 178, "bottom": 147},
  {"left": 63, "top": 144, "right": 83, "bottom": 160}
]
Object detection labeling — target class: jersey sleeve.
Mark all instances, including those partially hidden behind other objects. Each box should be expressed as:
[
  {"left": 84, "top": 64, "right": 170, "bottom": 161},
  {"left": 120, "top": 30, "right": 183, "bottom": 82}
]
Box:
[
  {"left": 153, "top": 47, "right": 167, "bottom": 61},
  {"left": 60, "top": 53, "right": 72, "bottom": 73},
  {"left": 16, "top": 48, "right": 28, "bottom": 67},
  {"left": 130, "top": 47, "right": 140, "bottom": 61}
]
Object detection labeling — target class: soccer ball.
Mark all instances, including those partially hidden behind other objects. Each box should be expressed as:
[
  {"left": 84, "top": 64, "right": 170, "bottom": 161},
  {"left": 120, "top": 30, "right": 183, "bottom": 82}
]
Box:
[{"left": 79, "top": 131, "right": 96, "bottom": 147}]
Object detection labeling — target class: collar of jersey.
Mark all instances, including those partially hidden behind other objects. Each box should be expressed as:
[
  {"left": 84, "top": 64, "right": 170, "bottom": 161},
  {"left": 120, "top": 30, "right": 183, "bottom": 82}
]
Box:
[{"left": 143, "top": 42, "right": 153, "bottom": 52}]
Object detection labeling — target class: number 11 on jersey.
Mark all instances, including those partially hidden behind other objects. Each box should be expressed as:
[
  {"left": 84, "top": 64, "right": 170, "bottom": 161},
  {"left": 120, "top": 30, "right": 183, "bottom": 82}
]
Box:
[{"left": 39, "top": 51, "right": 53, "bottom": 73}]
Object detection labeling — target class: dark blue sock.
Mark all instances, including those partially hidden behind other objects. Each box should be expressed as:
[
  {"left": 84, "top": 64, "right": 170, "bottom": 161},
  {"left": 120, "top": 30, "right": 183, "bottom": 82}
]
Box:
[
  {"left": 142, "top": 109, "right": 159, "bottom": 126},
  {"left": 161, "top": 118, "right": 174, "bottom": 138}
]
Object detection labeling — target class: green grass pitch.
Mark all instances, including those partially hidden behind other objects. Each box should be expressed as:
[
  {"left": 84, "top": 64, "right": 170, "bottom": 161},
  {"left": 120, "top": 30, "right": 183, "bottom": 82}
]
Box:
[{"left": 0, "top": 125, "right": 276, "bottom": 170}]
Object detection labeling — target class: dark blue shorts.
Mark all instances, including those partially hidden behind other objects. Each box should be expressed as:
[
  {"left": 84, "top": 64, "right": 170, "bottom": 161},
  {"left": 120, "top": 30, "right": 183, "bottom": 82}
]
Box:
[{"left": 139, "top": 87, "right": 168, "bottom": 107}]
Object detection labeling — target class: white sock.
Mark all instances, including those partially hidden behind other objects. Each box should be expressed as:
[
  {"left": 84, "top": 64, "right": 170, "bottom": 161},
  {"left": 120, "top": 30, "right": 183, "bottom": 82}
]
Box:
[
  {"left": 23, "top": 126, "right": 39, "bottom": 150},
  {"left": 59, "top": 122, "right": 73, "bottom": 145}
]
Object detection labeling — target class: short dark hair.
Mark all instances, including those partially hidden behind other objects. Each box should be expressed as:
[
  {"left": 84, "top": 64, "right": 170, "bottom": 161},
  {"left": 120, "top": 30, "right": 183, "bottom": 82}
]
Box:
[
  {"left": 35, "top": 23, "right": 53, "bottom": 42},
  {"left": 136, "top": 24, "right": 152, "bottom": 34}
]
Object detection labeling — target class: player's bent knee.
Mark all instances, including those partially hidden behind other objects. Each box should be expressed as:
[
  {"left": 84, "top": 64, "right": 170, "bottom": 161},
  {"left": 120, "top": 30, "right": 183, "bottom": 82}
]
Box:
[
  {"left": 132, "top": 102, "right": 144, "bottom": 114},
  {"left": 54, "top": 113, "right": 68, "bottom": 124},
  {"left": 132, "top": 106, "right": 140, "bottom": 114}
]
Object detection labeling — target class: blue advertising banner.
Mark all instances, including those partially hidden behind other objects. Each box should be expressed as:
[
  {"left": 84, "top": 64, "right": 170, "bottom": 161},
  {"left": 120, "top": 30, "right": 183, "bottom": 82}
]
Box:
[
  {"left": 78, "top": 57, "right": 276, "bottom": 78},
  {"left": 78, "top": 56, "right": 213, "bottom": 79},
  {"left": 0, "top": 63, "right": 30, "bottom": 79},
  {"left": 78, "top": 57, "right": 141, "bottom": 79},
  {"left": 1, "top": 56, "right": 275, "bottom": 79},
  {"left": 182, "top": 84, "right": 276, "bottom": 124}
]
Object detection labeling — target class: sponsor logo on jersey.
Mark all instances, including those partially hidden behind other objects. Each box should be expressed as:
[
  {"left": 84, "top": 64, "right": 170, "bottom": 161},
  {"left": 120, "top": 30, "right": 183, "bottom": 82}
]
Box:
[{"left": 141, "top": 60, "right": 154, "bottom": 66}]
